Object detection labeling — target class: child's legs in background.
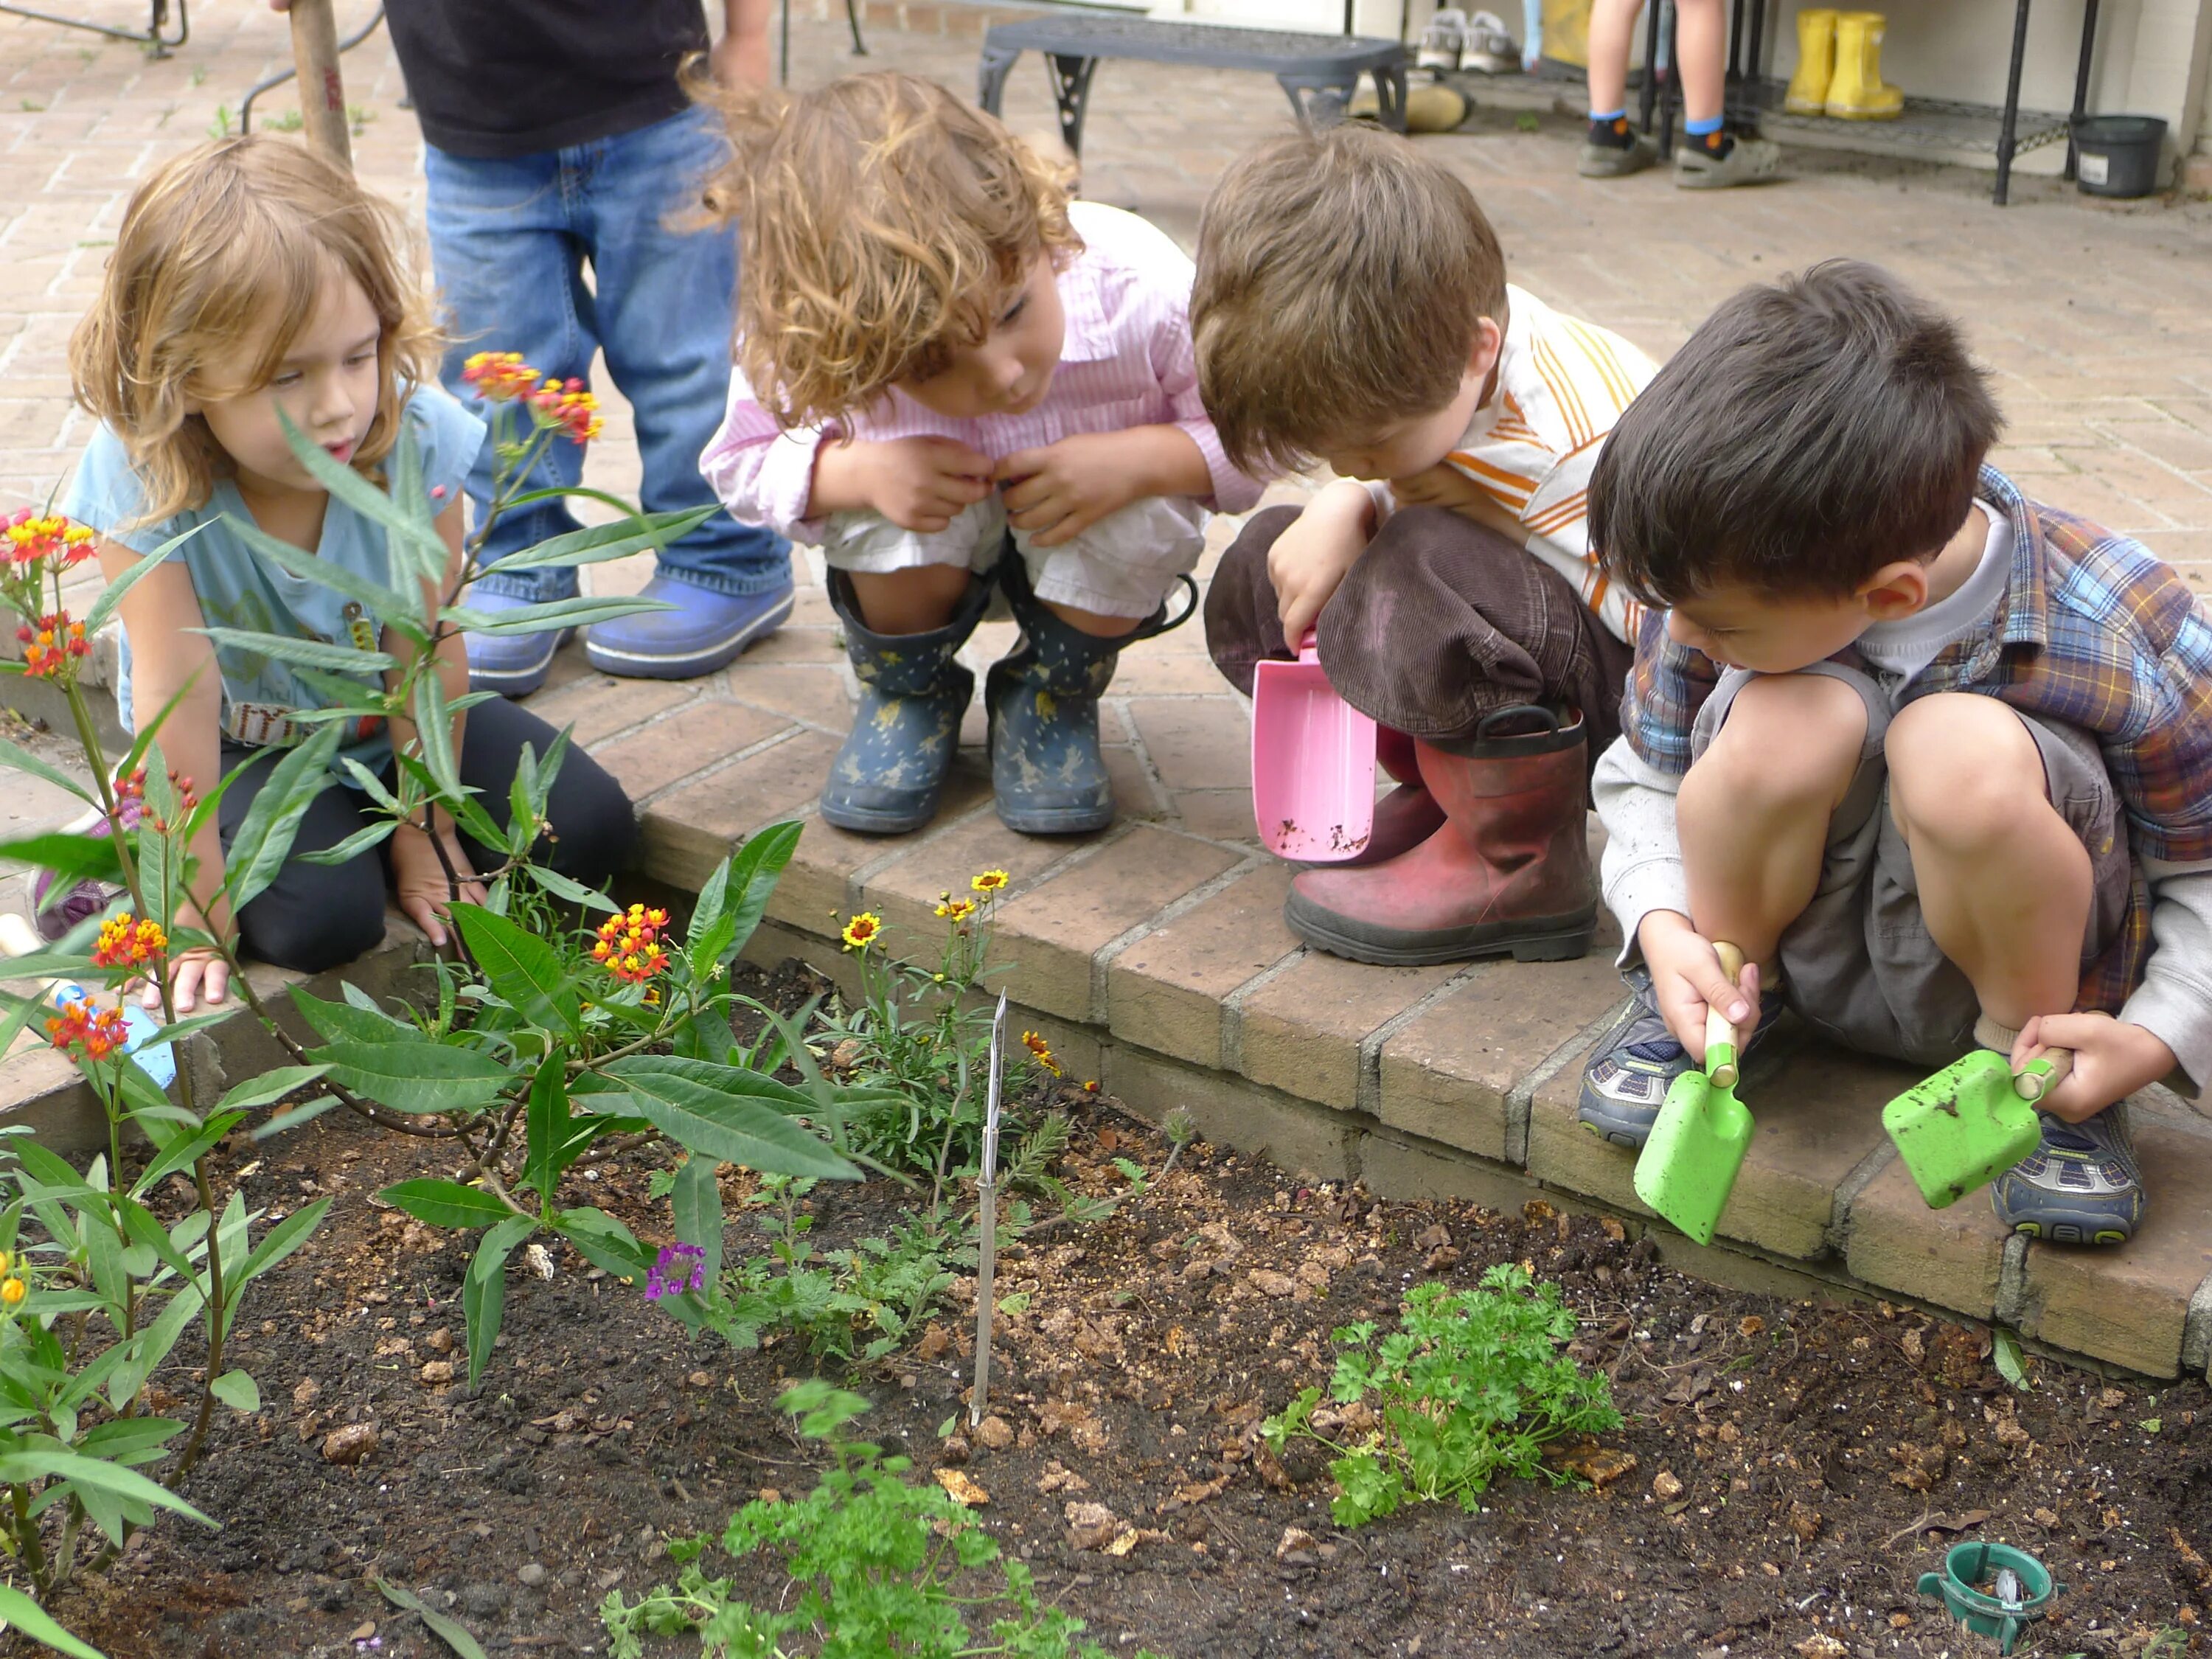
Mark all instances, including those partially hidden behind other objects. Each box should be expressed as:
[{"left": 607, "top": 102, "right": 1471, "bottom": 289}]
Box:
[
  {"left": 218, "top": 747, "right": 392, "bottom": 973},
  {"left": 450, "top": 696, "right": 636, "bottom": 887},
  {"left": 422, "top": 145, "right": 593, "bottom": 602},
  {"left": 1205, "top": 504, "right": 1632, "bottom": 756},
  {"left": 1585, "top": 0, "right": 1727, "bottom": 125}
]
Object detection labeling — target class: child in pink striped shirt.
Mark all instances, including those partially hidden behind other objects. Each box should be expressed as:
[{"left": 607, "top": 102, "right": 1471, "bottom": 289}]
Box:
[{"left": 698, "top": 72, "right": 1262, "bottom": 836}]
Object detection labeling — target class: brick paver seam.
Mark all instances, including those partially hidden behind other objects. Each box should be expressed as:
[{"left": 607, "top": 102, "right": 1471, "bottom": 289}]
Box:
[
  {"left": 1217, "top": 947, "right": 1314, "bottom": 1077},
  {"left": 1503, "top": 999, "right": 1631, "bottom": 1166},
  {"left": 1822, "top": 1137, "right": 1902, "bottom": 1261},
  {"left": 630, "top": 718, "right": 817, "bottom": 812},
  {"left": 1993, "top": 1232, "right": 2034, "bottom": 1329},
  {"left": 1085, "top": 850, "right": 1267, "bottom": 1024},
  {"left": 1353, "top": 962, "right": 1489, "bottom": 1120},
  {"left": 2180, "top": 1269, "right": 2212, "bottom": 1373}
]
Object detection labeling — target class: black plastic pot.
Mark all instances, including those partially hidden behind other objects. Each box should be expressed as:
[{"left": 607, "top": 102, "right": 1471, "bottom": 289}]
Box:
[{"left": 2072, "top": 115, "right": 2167, "bottom": 198}]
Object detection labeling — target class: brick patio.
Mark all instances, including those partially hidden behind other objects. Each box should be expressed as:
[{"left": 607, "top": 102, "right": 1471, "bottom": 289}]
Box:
[{"left": 5, "top": 0, "right": 2212, "bottom": 1379}]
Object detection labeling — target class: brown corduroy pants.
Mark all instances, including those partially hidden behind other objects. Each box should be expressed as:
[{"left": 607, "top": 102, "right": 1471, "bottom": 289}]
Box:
[{"left": 1203, "top": 504, "right": 1635, "bottom": 767}]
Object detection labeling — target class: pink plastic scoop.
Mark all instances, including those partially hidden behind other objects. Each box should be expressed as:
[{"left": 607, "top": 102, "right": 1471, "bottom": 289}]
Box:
[{"left": 1251, "top": 630, "right": 1377, "bottom": 862}]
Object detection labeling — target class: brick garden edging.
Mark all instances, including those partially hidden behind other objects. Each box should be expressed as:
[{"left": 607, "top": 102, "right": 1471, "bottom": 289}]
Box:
[{"left": 645, "top": 757, "right": 2212, "bottom": 1384}]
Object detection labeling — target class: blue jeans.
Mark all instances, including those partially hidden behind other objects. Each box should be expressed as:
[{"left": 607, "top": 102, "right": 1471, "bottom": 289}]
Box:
[{"left": 424, "top": 106, "right": 790, "bottom": 602}]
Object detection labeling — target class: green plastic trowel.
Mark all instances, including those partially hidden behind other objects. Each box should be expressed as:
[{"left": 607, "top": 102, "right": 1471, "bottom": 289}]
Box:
[
  {"left": 1633, "top": 942, "right": 1755, "bottom": 1246},
  {"left": 1882, "top": 1046, "right": 2069, "bottom": 1209}
]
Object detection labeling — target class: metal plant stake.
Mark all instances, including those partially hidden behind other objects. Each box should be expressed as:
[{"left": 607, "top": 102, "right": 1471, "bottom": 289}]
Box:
[{"left": 970, "top": 993, "right": 1006, "bottom": 1428}]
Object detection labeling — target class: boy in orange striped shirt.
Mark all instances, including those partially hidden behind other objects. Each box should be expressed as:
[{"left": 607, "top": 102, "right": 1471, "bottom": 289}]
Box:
[{"left": 1194, "top": 124, "right": 1655, "bottom": 967}]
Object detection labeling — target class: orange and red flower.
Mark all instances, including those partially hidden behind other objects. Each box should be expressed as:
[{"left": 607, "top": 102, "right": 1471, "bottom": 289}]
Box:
[
  {"left": 17, "top": 611, "right": 88, "bottom": 681},
  {"left": 46, "top": 1001, "right": 128, "bottom": 1062},
  {"left": 593, "top": 902, "right": 671, "bottom": 984},
  {"left": 531, "top": 378, "right": 603, "bottom": 444},
  {"left": 459, "top": 351, "right": 543, "bottom": 403},
  {"left": 4, "top": 509, "right": 96, "bottom": 571},
  {"left": 92, "top": 915, "right": 167, "bottom": 970}
]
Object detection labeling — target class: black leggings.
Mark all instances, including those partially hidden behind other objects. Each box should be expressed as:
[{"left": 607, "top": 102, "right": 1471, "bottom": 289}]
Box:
[{"left": 216, "top": 696, "right": 635, "bottom": 973}]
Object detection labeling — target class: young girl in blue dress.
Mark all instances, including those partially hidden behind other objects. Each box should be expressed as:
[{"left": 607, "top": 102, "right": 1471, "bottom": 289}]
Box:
[{"left": 63, "top": 136, "right": 633, "bottom": 1009}]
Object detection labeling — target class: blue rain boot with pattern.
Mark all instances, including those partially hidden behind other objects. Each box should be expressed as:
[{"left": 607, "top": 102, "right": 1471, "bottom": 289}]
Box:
[
  {"left": 986, "top": 558, "right": 1195, "bottom": 835},
  {"left": 819, "top": 571, "right": 989, "bottom": 835}
]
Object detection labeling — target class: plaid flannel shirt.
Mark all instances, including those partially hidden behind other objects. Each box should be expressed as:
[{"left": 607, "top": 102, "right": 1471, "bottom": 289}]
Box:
[{"left": 1619, "top": 466, "right": 2212, "bottom": 1015}]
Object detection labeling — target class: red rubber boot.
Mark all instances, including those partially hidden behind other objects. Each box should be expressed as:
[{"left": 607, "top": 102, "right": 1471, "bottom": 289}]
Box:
[
  {"left": 1284, "top": 708, "right": 1598, "bottom": 965},
  {"left": 1340, "top": 726, "right": 1446, "bottom": 868}
]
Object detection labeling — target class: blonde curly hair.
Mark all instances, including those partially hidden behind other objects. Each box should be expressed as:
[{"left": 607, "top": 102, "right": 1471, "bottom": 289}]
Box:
[
  {"left": 69, "top": 136, "right": 441, "bottom": 526},
  {"left": 697, "top": 72, "right": 1082, "bottom": 430}
]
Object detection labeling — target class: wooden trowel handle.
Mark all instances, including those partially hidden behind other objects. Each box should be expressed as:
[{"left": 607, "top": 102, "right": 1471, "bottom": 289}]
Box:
[
  {"left": 1705, "top": 942, "right": 1746, "bottom": 1090},
  {"left": 288, "top": 0, "right": 355, "bottom": 171},
  {"left": 2012, "top": 1048, "right": 2074, "bottom": 1102}
]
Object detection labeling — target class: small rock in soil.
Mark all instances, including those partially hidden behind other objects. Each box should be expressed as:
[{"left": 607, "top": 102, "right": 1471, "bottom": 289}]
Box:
[
  {"left": 1065, "top": 1501, "right": 1121, "bottom": 1551},
  {"left": 423, "top": 1327, "right": 453, "bottom": 1354},
  {"left": 420, "top": 1361, "right": 454, "bottom": 1386},
  {"left": 458, "top": 1584, "right": 509, "bottom": 1618},
  {"left": 686, "top": 1371, "right": 713, "bottom": 1388},
  {"left": 321, "top": 1423, "right": 378, "bottom": 1466},
  {"left": 974, "top": 1415, "right": 1014, "bottom": 1451},
  {"left": 1795, "top": 1638, "right": 1847, "bottom": 1658},
  {"left": 1652, "top": 1470, "right": 1683, "bottom": 1500},
  {"left": 934, "top": 1469, "right": 990, "bottom": 1506},
  {"left": 517, "top": 1562, "right": 547, "bottom": 1587},
  {"left": 939, "top": 1435, "right": 972, "bottom": 1466},
  {"left": 292, "top": 1377, "right": 319, "bottom": 1411},
  {"left": 1276, "top": 1526, "right": 1318, "bottom": 1564},
  {"left": 1249, "top": 1269, "right": 1296, "bottom": 1298}
]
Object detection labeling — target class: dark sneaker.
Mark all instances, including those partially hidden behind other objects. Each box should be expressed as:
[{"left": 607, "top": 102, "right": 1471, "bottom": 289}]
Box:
[
  {"left": 1992, "top": 1106, "right": 2143, "bottom": 1245},
  {"left": 1577, "top": 970, "right": 1785, "bottom": 1149}
]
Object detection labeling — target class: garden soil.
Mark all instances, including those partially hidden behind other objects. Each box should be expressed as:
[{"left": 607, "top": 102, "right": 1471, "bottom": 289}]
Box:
[{"left": 14, "top": 965, "right": 2212, "bottom": 1659}]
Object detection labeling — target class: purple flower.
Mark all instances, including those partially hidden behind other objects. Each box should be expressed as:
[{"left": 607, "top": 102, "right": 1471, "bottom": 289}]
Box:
[{"left": 646, "top": 1243, "right": 707, "bottom": 1300}]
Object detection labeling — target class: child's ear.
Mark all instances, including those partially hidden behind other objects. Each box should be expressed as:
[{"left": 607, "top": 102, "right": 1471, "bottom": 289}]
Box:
[
  {"left": 1467, "top": 316, "right": 1504, "bottom": 383},
  {"left": 1857, "top": 559, "right": 1929, "bottom": 621}
]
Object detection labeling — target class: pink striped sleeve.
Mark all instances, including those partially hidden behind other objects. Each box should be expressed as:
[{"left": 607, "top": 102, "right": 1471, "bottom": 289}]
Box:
[
  {"left": 1147, "top": 278, "right": 1267, "bottom": 513},
  {"left": 698, "top": 369, "right": 833, "bottom": 540}
]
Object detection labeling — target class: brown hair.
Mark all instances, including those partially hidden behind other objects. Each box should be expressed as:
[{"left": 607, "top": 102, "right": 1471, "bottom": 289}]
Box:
[
  {"left": 696, "top": 72, "right": 1082, "bottom": 428},
  {"left": 1590, "top": 260, "right": 2002, "bottom": 604},
  {"left": 1192, "top": 124, "right": 1508, "bottom": 476},
  {"left": 69, "top": 136, "right": 440, "bottom": 525}
]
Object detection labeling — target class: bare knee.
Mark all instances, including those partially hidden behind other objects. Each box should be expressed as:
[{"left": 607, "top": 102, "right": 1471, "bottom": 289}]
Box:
[
  {"left": 846, "top": 563, "right": 975, "bottom": 635},
  {"left": 1685, "top": 673, "right": 1867, "bottom": 815},
  {"left": 1887, "top": 694, "right": 2048, "bottom": 852}
]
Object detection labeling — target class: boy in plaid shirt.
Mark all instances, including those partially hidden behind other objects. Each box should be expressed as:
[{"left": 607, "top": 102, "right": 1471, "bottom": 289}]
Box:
[{"left": 1579, "top": 261, "right": 2212, "bottom": 1246}]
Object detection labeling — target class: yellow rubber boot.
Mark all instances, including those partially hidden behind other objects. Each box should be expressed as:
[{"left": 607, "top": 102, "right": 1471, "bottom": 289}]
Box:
[
  {"left": 1784, "top": 8, "right": 1838, "bottom": 116},
  {"left": 1827, "top": 11, "right": 1904, "bottom": 119}
]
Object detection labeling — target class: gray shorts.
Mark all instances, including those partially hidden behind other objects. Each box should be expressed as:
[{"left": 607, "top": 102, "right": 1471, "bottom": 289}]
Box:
[{"left": 1691, "top": 662, "right": 2132, "bottom": 1066}]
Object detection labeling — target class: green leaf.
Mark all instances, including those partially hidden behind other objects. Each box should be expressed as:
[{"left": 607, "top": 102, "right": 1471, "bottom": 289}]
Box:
[
  {"left": 130, "top": 1113, "right": 243, "bottom": 1200},
  {"left": 251, "top": 1095, "right": 337, "bottom": 1140},
  {"left": 214, "top": 1064, "right": 331, "bottom": 1114},
  {"left": 288, "top": 984, "right": 406, "bottom": 1043},
  {"left": 380, "top": 1178, "right": 512, "bottom": 1231},
  {"left": 375, "top": 1578, "right": 490, "bottom": 1659},
  {"left": 0, "top": 1448, "right": 213, "bottom": 1528},
  {"left": 522, "top": 1056, "right": 571, "bottom": 1203},
  {"left": 440, "top": 596, "right": 669, "bottom": 636},
  {"left": 209, "top": 1371, "right": 261, "bottom": 1413},
  {"left": 553, "top": 1206, "right": 651, "bottom": 1283},
  {"left": 274, "top": 407, "right": 447, "bottom": 571},
  {"left": 229, "top": 1195, "right": 332, "bottom": 1301},
  {"left": 217, "top": 501, "right": 417, "bottom": 624},
  {"left": 310, "top": 1037, "right": 512, "bottom": 1116},
  {"left": 411, "top": 669, "right": 462, "bottom": 800},
  {"left": 480, "top": 507, "right": 715, "bottom": 570},
  {"left": 689, "top": 820, "right": 801, "bottom": 970},
  {"left": 600, "top": 1057, "right": 856, "bottom": 1180},
  {"left": 450, "top": 903, "right": 579, "bottom": 1034},
  {"left": 82, "top": 519, "right": 212, "bottom": 641},
  {"left": 0, "top": 1581, "right": 108, "bottom": 1658},
  {"left": 0, "top": 832, "right": 121, "bottom": 894},
  {"left": 293, "top": 819, "right": 395, "bottom": 867},
  {"left": 465, "top": 1214, "right": 536, "bottom": 1384},
  {"left": 672, "top": 1155, "right": 726, "bottom": 1291},
  {"left": 0, "top": 738, "right": 91, "bottom": 808},
  {"left": 1992, "top": 1326, "right": 2034, "bottom": 1392},
  {"left": 194, "top": 627, "right": 396, "bottom": 676},
  {"left": 527, "top": 863, "right": 616, "bottom": 912},
  {"left": 221, "top": 723, "right": 342, "bottom": 911}
]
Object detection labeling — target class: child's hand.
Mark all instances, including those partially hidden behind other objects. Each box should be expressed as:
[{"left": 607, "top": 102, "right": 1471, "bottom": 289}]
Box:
[
  {"left": 1638, "top": 910, "right": 1758, "bottom": 1065},
  {"left": 136, "top": 902, "right": 229, "bottom": 1012},
  {"left": 856, "top": 437, "right": 995, "bottom": 534},
  {"left": 1388, "top": 464, "right": 1526, "bottom": 542},
  {"left": 996, "top": 434, "right": 1141, "bottom": 549},
  {"left": 2011, "top": 1013, "right": 2176, "bottom": 1124},
  {"left": 1270, "top": 488, "right": 1374, "bottom": 645},
  {"left": 391, "top": 821, "right": 488, "bottom": 950}
]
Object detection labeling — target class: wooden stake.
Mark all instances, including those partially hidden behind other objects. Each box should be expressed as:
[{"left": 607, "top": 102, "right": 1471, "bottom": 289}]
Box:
[
  {"left": 287, "top": 0, "right": 353, "bottom": 170},
  {"left": 969, "top": 994, "right": 1006, "bottom": 1430}
]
